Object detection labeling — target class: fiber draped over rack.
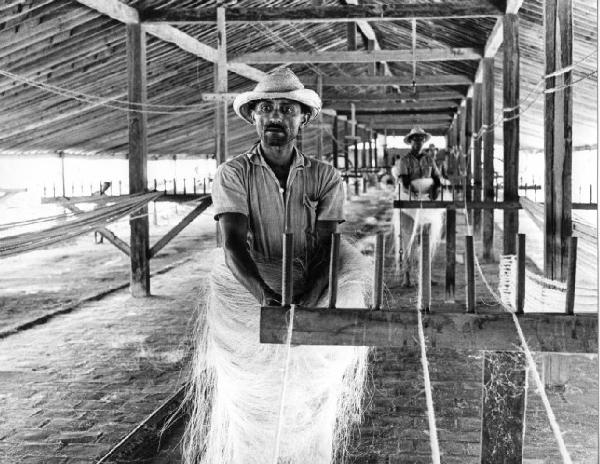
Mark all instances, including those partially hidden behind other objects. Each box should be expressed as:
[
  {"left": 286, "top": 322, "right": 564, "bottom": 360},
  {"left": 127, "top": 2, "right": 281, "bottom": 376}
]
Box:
[
  {"left": 183, "top": 241, "right": 373, "bottom": 464},
  {"left": 0, "top": 192, "right": 162, "bottom": 258}
]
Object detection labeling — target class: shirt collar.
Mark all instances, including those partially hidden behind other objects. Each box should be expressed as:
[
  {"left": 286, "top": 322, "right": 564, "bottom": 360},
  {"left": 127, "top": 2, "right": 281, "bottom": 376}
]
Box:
[{"left": 245, "top": 141, "right": 311, "bottom": 169}]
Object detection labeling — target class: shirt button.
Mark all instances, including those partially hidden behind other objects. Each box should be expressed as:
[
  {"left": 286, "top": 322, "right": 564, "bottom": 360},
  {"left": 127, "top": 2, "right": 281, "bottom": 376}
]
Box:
[{"left": 279, "top": 188, "right": 284, "bottom": 194}]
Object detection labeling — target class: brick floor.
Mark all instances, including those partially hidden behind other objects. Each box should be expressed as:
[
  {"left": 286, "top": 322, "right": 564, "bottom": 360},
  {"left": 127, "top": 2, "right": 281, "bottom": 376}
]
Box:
[{"left": 0, "top": 250, "right": 215, "bottom": 463}]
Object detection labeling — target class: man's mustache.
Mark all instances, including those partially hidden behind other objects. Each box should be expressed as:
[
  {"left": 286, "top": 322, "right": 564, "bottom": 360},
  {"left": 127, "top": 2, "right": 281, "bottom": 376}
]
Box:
[{"left": 265, "top": 123, "right": 285, "bottom": 131}]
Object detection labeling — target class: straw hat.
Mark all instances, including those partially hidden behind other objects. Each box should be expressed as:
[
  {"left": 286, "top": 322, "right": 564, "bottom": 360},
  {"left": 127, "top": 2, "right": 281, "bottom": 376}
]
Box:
[
  {"left": 403, "top": 127, "right": 432, "bottom": 145},
  {"left": 233, "top": 68, "right": 322, "bottom": 124}
]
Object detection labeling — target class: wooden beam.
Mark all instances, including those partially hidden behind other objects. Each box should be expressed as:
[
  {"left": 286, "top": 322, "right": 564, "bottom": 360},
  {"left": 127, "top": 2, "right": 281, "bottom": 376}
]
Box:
[
  {"left": 149, "top": 198, "right": 212, "bottom": 258},
  {"left": 481, "top": 58, "right": 495, "bottom": 261},
  {"left": 393, "top": 200, "right": 521, "bottom": 210},
  {"left": 140, "top": 3, "right": 505, "bottom": 23},
  {"left": 260, "top": 306, "right": 598, "bottom": 353},
  {"left": 354, "top": 114, "right": 452, "bottom": 124},
  {"left": 544, "top": 0, "right": 573, "bottom": 280},
  {"left": 373, "top": 123, "right": 450, "bottom": 131},
  {"left": 301, "top": 74, "right": 473, "bottom": 87},
  {"left": 481, "top": 352, "right": 527, "bottom": 463},
  {"left": 473, "top": 83, "right": 483, "bottom": 235},
  {"left": 347, "top": 21, "right": 357, "bottom": 50},
  {"left": 324, "top": 90, "right": 466, "bottom": 103},
  {"left": 331, "top": 101, "right": 460, "bottom": 112},
  {"left": 75, "top": 1, "right": 266, "bottom": 83},
  {"left": 214, "top": 7, "right": 228, "bottom": 165},
  {"left": 127, "top": 23, "right": 150, "bottom": 297},
  {"left": 503, "top": 13, "right": 519, "bottom": 255},
  {"left": 445, "top": 207, "right": 456, "bottom": 301},
  {"left": 77, "top": 0, "right": 139, "bottom": 23},
  {"left": 232, "top": 48, "right": 483, "bottom": 64}
]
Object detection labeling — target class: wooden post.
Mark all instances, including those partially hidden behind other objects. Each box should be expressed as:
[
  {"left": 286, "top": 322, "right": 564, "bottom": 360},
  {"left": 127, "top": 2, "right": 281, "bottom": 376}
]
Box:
[
  {"left": 127, "top": 23, "right": 150, "bottom": 297},
  {"left": 373, "top": 131, "right": 378, "bottom": 168},
  {"left": 316, "top": 74, "right": 323, "bottom": 159},
  {"left": 503, "top": 13, "right": 520, "bottom": 255},
  {"left": 383, "top": 129, "right": 388, "bottom": 166},
  {"left": 372, "top": 232, "right": 384, "bottom": 310},
  {"left": 420, "top": 225, "right": 431, "bottom": 312},
  {"left": 445, "top": 207, "right": 456, "bottom": 302},
  {"left": 354, "top": 139, "right": 359, "bottom": 195},
  {"left": 482, "top": 57, "right": 495, "bottom": 261},
  {"left": 465, "top": 96, "right": 473, "bottom": 202},
  {"left": 516, "top": 233, "right": 526, "bottom": 314},
  {"left": 565, "top": 236, "right": 577, "bottom": 315},
  {"left": 328, "top": 232, "right": 340, "bottom": 309},
  {"left": 282, "top": 232, "right": 293, "bottom": 306},
  {"left": 332, "top": 115, "right": 339, "bottom": 169},
  {"left": 473, "top": 83, "right": 483, "bottom": 235},
  {"left": 215, "top": 7, "right": 228, "bottom": 165},
  {"left": 465, "top": 235, "right": 475, "bottom": 313},
  {"left": 343, "top": 120, "right": 350, "bottom": 170},
  {"left": 481, "top": 352, "right": 527, "bottom": 463},
  {"left": 544, "top": 0, "right": 573, "bottom": 280}
]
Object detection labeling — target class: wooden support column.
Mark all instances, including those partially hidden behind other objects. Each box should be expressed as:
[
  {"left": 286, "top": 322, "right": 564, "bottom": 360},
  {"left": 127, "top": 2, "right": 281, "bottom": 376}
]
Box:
[
  {"left": 459, "top": 104, "right": 467, "bottom": 198},
  {"left": 473, "top": 83, "right": 483, "bottom": 235},
  {"left": 503, "top": 13, "right": 520, "bottom": 255},
  {"left": 482, "top": 57, "right": 495, "bottom": 261},
  {"left": 368, "top": 131, "right": 373, "bottom": 168},
  {"left": 214, "top": 7, "right": 228, "bottom": 165},
  {"left": 316, "top": 74, "right": 323, "bottom": 159},
  {"left": 373, "top": 131, "right": 378, "bottom": 168},
  {"left": 465, "top": 96, "right": 473, "bottom": 202},
  {"left": 481, "top": 351, "right": 527, "bottom": 463},
  {"left": 332, "top": 115, "right": 339, "bottom": 168},
  {"left": 445, "top": 207, "right": 456, "bottom": 302},
  {"left": 544, "top": 0, "right": 573, "bottom": 280},
  {"left": 344, "top": 121, "right": 350, "bottom": 170},
  {"left": 127, "top": 23, "right": 150, "bottom": 297},
  {"left": 367, "top": 38, "right": 376, "bottom": 76}
]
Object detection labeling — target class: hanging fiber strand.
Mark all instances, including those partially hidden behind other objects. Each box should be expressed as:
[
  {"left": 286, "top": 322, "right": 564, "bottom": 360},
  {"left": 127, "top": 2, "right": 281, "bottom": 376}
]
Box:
[{"left": 183, "top": 240, "right": 372, "bottom": 464}]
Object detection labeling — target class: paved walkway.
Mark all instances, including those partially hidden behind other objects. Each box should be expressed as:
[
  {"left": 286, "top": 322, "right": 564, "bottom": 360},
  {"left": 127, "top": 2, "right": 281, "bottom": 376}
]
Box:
[{"left": 0, "top": 251, "right": 215, "bottom": 463}]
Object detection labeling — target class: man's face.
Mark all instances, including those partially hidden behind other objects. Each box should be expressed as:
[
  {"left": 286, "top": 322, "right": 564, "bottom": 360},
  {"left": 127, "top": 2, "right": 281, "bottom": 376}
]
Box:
[
  {"left": 410, "top": 135, "right": 426, "bottom": 153},
  {"left": 251, "top": 99, "right": 309, "bottom": 147}
]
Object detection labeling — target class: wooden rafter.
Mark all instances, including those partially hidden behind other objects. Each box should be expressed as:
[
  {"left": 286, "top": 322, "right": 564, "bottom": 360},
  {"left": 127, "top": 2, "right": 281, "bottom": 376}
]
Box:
[
  {"left": 231, "top": 48, "right": 483, "bottom": 64},
  {"left": 139, "top": 2, "right": 505, "bottom": 23},
  {"left": 299, "top": 74, "right": 472, "bottom": 87}
]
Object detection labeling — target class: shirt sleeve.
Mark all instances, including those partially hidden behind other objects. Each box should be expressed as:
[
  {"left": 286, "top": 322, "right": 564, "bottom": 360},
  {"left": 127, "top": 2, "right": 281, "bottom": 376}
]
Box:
[
  {"left": 211, "top": 162, "right": 248, "bottom": 220},
  {"left": 316, "top": 167, "right": 345, "bottom": 223}
]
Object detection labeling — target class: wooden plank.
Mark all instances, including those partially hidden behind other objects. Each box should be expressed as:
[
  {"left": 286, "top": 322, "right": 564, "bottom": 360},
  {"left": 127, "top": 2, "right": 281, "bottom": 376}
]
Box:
[
  {"left": 503, "top": 13, "right": 520, "bottom": 255},
  {"left": 324, "top": 91, "right": 466, "bottom": 103},
  {"left": 481, "top": 57, "right": 495, "bottom": 261},
  {"left": 544, "top": 0, "right": 573, "bottom": 280},
  {"left": 300, "top": 74, "right": 473, "bottom": 87},
  {"left": 445, "top": 207, "right": 456, "bottom": 302},
  {"left": 140, "top": 3, "right": 505, "bottom": 23},
  {"left": 481, "top": 352, "right": 527, "bottom": 463},
  {"left": 260, "top": 307, "right": 598, "bottom": 353},
  {"left": 516, "top": 234, "right": 526, "bottom": 314},
  {"left": 77, "top": 0, "right": 139, "bottom": 23},
  {"left": 473, "top": 83, "right": 483, "bottom": 235},
  {"left": 214, "top": 7, "right": 228, "bottom": 165},
  {"left": 393, "top": 200, "right": 521, "bottom": 209},
  {"left": 354, "top": 114, "right": 452, "bottom": 124},
  {"left": 127, "top": 23, "right": 150, "bottom": 297},
  {"left": 231, "top": 48, "right": 483, "bottom": 64},
  {"left": 332, "top": 115, "right": 339, "bottom": 168},
  {"left": 465, "top": 97, "right": 473, "bottom": 202},
  {"left": 565, "top": 236, "right": 577, "bottom": 315},
  {"left": 149, "top": 198, "right": 212, "bottom": 258},
  {"left": 465, "top": 235, "right": 475, "bottom": 313}
]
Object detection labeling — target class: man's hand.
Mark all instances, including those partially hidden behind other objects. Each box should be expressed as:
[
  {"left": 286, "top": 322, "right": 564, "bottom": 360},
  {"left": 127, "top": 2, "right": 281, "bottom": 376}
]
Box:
[{"left": 262, "top": 287, "right": 283, "bottom": 306}]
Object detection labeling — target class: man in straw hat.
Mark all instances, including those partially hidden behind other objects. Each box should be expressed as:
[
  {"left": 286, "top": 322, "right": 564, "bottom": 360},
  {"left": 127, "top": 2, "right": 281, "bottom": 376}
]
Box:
[
  {"left": 397, "top": 127, "right": 442, "bottom": 200},
  {"left": 184, "top": 68, "right": 372, "bottom": 463}
]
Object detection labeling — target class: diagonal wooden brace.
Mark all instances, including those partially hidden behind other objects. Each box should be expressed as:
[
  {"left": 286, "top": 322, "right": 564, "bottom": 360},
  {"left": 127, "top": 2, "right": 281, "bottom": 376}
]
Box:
[
  {"left": 149, "top": 197, "right": 212, "bottom": 258},
  {"left": 61, "top": 201, "right": 131, "bottom": 257}
]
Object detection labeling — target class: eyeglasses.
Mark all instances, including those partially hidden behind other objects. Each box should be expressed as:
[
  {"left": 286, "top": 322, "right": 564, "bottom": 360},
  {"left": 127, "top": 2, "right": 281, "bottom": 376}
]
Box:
[{"left": 254, "top": 101, "right": 301, "bottom": 116}]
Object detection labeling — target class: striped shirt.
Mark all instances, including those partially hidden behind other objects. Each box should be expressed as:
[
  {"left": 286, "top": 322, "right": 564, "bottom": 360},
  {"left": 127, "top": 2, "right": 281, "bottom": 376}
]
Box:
[{"left": 212, "top": 143, "right": 344, "bottom": 264}]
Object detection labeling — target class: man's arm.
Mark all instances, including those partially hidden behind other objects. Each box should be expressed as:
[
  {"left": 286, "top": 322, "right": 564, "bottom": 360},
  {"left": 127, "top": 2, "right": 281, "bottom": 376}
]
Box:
[
  {"left": 300, "top": 220, "right": 338, "bottom": 306},
  {"left": 219, "top": 212, "right": 282, "bottom": 306}
]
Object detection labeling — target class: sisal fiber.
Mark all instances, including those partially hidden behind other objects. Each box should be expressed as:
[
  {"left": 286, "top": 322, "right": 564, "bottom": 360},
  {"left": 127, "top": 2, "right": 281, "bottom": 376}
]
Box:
[{"left": 183, "top": 239, "right": 373, "bottom": 464}]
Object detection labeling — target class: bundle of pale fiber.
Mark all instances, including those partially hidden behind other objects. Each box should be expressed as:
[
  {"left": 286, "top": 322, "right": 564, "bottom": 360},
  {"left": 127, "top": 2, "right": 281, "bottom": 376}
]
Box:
[{"left": 183, "top": 240, "right": 372, "bottom": 464}]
